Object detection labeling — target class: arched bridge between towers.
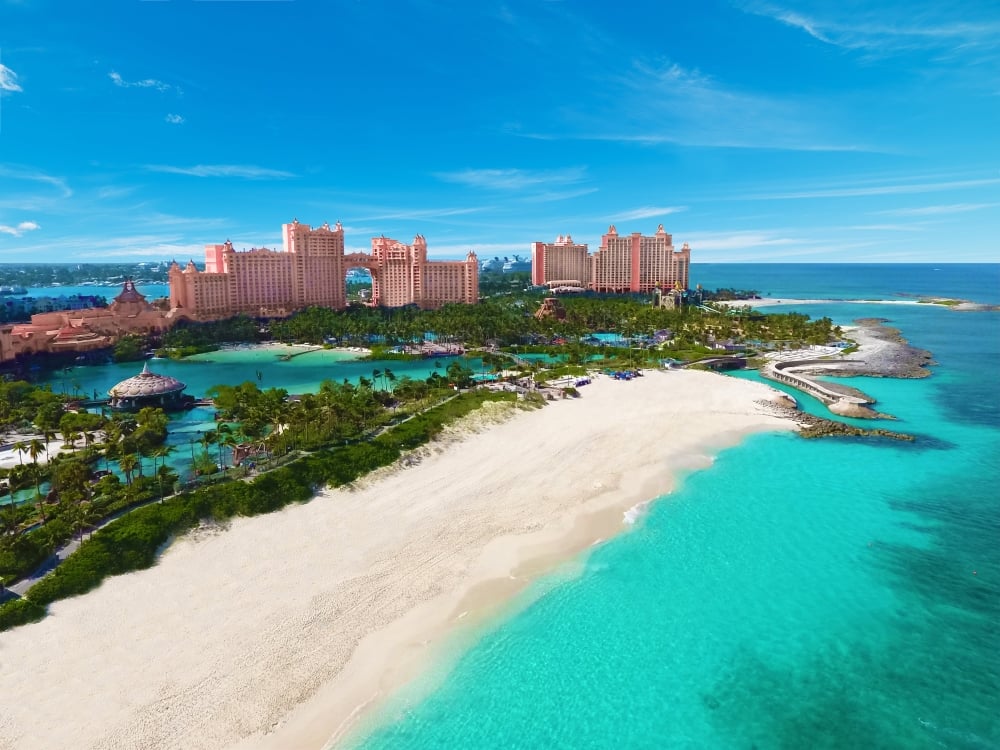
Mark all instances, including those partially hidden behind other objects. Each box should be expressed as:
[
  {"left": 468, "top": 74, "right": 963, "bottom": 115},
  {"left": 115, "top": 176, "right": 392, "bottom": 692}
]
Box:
[{"left": 343, "top": 252, "right": 381, "bottom": 273}]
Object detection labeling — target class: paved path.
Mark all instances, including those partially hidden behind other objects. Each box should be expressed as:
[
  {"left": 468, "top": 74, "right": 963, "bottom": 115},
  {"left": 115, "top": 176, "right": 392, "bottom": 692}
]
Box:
[{"left": 1, "top": 393, "right": 464, "bottom": 603}]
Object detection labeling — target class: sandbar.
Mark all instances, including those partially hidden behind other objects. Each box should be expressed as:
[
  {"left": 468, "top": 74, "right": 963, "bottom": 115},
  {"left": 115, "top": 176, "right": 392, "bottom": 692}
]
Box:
[{"left": 0, "top": 370, "right": 796, "bottom": 750}]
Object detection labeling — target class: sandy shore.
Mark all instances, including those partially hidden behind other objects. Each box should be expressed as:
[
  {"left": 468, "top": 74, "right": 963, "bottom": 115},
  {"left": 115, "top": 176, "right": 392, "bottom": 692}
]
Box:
[
  {"left": 0, "top": 370, "right": 796, "bottom": 750},
  {"left": 722, "top": 296, "right": 923, "bottom": 308}
]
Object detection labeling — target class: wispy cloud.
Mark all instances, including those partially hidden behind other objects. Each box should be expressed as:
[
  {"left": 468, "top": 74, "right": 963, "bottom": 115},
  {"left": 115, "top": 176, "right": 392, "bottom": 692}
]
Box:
[
  {"left": 0, "top": 232, "right": 203, "bottom": 260},
  {"left": 613, "top": 206, "right": 687, "bottom": 221},
  {"left": 527, "top": 187, "right": 599, "bottom": 203},
  {"left": 743, "top": 2, "right": 1000, "bottom": 56},
  {"left": 109, "top": 71, "right": 180, "bottom": 94},
  {"left": 845, "top": 223, "right": 924, "bottom": 232},
  {"left": 683, "top": 230, "right": 800, "bottom": 251},
  {"left": 0, "top": 63, "right": 22, "bottom": 93},
  {"left": 164, "top": 113, "right": 184, "bottom": 125},
  {"left": 0, "top": 220, "right": 39, "bottom": 237},
  {"left": 356, "top": 206, "right": 486, "bottom": 222},
  {"left": 875, "top": 202, "right": 1000, "bottom": 216},
  {"left": 0, "top": 165, "right": 72, "bottom": 197},
  {"left": 749, "top": 176, "right": 1000, "bottom": 200},
  {"left": 435, "top": 167, "right": 587, "bottom": 190},
  {"left": 526, "top": 60, "right": 872, "bottom": 152},
  {"left": 145, "top": 164, "right": 294, "bottom": 179}
]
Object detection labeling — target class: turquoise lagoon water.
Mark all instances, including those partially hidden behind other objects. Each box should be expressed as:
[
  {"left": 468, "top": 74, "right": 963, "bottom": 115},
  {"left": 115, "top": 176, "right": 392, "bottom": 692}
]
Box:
[
  {"left": 29, "top": 346, "right": 476, "bottom": 494},
  {"left": 349, "top": 270, "right": 1000, "bottom": 749}
]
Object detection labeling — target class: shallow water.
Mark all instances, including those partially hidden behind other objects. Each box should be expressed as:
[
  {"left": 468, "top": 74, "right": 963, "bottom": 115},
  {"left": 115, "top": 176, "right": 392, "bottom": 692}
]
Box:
[{"left": 349, "top": 271, "right": 1000, "bottom": 749}]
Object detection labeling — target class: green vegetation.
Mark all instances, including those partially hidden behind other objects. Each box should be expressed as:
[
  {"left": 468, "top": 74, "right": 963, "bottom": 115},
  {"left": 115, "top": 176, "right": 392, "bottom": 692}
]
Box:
[
  {"left": 1, "top": 391, "right": 514, "bottom": 630},
  {"left": 1, "top": 394, "right": 173, "bottom": 587},
  {"left": 158, "top": 315, "right": 263, "bottom": 352},
  {"left": 112, "top": 334, "right": 147, "bottom": 363}
]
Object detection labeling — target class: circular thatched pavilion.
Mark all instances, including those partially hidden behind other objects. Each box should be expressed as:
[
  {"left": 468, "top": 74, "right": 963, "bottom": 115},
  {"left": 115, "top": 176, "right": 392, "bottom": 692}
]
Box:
[{"left": 108, "top": 362, "right": 189, "bottom": 411}]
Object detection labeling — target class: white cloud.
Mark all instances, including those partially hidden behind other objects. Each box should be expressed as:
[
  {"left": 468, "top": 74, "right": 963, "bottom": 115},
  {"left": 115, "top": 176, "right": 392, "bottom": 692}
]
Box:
[
  {"left": 0, "top": 220, "right": 40, "bottom": 237},
  {"left": 845, "top": 223, "right": 924, "bottom": 232},
  {"left": 750, "top": 176, "right": 1000, "bottom": 200},
  {"left": 109, "top": 71, "right": 180, "bottom": 94},
  {"left": 357, "top": 206, "right": 485, "bottom": 221},
  {"left": 527, "top": 60, "right": 871, "bottom": 153},
  {"left": 0, "top": 63, "right": 22, "bottom": 93},
  {"left": 165, "top": 113, "right": 184, "bottom": 125},
  {"left": 613, "top": 206, "right": 687, "bottom": 221},
  {"left": 0, "top": 165, "right": 72, "bottom": 197},
  {"left": 145, "top": 164, "right": 294, "bottom": 179},
  {"left": 527, "top": 187, "right": 600, "bottom": 203},
  {"left": 0, "top": 232, "right": 203, "bottom": 260},
  {"left": 876, "top": 202, "right": 1000, "bottom": 216},
  {"left": 435, "top": 167, "right": 587, "bottom": 190},
  {"left": 682, "top": 231, "right": 800, "bottom": 251},
  {"left": 743, "top": 2, "right": 1000, "bottom": 56}
]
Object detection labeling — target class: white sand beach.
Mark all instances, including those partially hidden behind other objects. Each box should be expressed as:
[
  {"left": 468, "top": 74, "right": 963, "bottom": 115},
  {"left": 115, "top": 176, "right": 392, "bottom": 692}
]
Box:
[
  {"left": 0, "top": 370, "right": 796, "bottom": 750},
  {"left": 722, "top": 297, "right": 929, "bottom": 308}
]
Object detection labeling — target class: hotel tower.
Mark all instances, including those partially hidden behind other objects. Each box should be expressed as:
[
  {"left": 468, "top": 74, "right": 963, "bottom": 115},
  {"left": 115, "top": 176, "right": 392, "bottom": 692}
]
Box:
[
  {"left": 531, "top": 225, "right": 691, "bottom": 293},
  {"left": 169, "top": 220, "right": 479, "bottom": 320}
]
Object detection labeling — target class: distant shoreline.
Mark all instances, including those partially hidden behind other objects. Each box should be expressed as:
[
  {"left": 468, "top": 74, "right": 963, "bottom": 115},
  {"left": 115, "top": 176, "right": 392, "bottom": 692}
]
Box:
[{"left": 724, "top": 296, "right": 997, "bottom": 311}]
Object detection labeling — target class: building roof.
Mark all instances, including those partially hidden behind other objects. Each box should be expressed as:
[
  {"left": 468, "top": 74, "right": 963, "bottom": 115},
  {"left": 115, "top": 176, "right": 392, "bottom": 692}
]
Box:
[
  {"left": 113, "top": 278, "right": 147, "bottom": 305},
  {"left": 109, "top": 362, "right": 186, "bottom": 399}
]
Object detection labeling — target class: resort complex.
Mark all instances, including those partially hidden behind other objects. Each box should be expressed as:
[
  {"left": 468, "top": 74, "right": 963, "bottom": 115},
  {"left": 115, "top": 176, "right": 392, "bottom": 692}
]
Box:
[
  {"left": 168, "top": 219, "right": 479, "bottom": 321},
  {"left": 531, "top": 225, "right": 691, "bottom": 293},
  {"left": 0, "top": 279, "right": 178, "bottom": 363}
]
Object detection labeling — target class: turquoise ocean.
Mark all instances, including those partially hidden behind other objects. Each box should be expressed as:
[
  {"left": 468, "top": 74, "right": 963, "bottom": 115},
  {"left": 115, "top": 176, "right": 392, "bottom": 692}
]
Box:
[{"left": 346, "top": 264, "right": 1000, "bottom": 750}]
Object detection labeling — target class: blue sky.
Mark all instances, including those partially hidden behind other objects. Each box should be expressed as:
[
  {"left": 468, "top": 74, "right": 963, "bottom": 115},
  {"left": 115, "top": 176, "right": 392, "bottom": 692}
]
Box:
[{"left": 0, "top": 0, "right": 998, "bottom": 263}]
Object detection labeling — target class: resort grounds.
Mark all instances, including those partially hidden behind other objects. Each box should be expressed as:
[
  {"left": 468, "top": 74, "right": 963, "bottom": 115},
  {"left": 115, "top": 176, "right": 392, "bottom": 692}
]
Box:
[{"left": 0, "top": 369, "right": 795, "bottom": 750}]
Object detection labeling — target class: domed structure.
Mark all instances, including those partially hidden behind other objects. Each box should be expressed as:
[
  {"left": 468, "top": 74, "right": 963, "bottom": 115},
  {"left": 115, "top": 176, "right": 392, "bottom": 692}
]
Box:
[{"left": 108, "top": 362, "right": 190, "bottom": 411}]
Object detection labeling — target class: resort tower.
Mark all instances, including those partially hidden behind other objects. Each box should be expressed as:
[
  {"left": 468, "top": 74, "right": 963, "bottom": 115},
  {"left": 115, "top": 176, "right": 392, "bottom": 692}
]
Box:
[{"left": 169, "top": 220, "right": 479, "bottom": 321}]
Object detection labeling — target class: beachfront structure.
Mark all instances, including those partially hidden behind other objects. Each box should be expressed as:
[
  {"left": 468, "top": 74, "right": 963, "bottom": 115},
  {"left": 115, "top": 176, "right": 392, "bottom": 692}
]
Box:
[
  {"left": 108, "top": 362, "right": 189, "bottom": 411},
  {"left": 168, "top": 220, "right": 479, "bottom": 321},
  {"left": 531, "top": 225, "right": 691, "bottom": 293}
]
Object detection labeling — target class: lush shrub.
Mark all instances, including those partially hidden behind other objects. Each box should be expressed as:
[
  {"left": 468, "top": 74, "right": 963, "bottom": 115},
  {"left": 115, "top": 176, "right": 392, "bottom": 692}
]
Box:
[{"left": 0, "top": 597, "right": 46, "bottom": 630}]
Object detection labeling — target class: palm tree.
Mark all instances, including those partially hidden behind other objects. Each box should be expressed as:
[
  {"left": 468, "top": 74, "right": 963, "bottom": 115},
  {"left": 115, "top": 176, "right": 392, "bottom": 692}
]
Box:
[
  {"left": 216, "top": 423, "right": 233, "bottom": 468},
  {"left": 153, "top": 445, "right": 175, "bottom": 499},
  {"left": 152, "top": 444, "right": 174, "bottom": 475},
  {"left": 372, "top": 368, "right": 382, "bottom": 391},
  {"left": 27, "top": 438, "right": 44, "bottom": 467},
  {"left": 63, "top": 429, "right": 80, "bottom": 453},
  {"left": 221, "top": 433, "right": 238, "bottom": 469},
  {"left": 12, "top": 441, "right": 26, "bottom": 466},
  {"left": 118, "top": 453, "right": 137, "bottom": 486},
  {"left": 27, "top": 463, "right": 46, "bottom": 523}
]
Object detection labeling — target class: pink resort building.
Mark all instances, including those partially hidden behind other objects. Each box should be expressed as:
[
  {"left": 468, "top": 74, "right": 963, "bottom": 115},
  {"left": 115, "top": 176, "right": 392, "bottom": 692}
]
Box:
[
  {"left": 531, "top": 225, "right": 691, "bottom": 293},
  {"left": 169, "top": 219, "right": 479, "bottom": 321},
  {"left": 1, "top": 279, "right": 178, "bottom": 363}
]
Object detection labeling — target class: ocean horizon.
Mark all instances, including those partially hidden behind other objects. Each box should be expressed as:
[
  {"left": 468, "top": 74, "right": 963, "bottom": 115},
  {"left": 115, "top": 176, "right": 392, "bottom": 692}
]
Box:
[{"left": 346, "top": 264, "right": 1000, "bottom": 749}]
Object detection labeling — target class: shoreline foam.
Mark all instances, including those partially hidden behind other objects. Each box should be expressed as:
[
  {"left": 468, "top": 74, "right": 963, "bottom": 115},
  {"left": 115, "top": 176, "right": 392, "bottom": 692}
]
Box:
[{"left": 0, "top": 370, "right": 796, "bottom": 750}]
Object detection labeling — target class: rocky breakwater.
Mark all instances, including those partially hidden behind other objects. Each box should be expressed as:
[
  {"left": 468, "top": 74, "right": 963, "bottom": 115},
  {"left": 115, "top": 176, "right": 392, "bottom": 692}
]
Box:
[{"left": 755, "top": 397, "right": 915, "bottom": 442}]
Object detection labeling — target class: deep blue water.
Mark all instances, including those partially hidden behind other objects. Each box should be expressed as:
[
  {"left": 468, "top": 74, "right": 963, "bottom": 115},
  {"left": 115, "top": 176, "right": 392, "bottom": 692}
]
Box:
[
  {"left": 692, "top": 263, "right": 1000, "bottom": 305},
  {"left": 349, "top": 265, "right": 1000, "bottom": 750}
]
